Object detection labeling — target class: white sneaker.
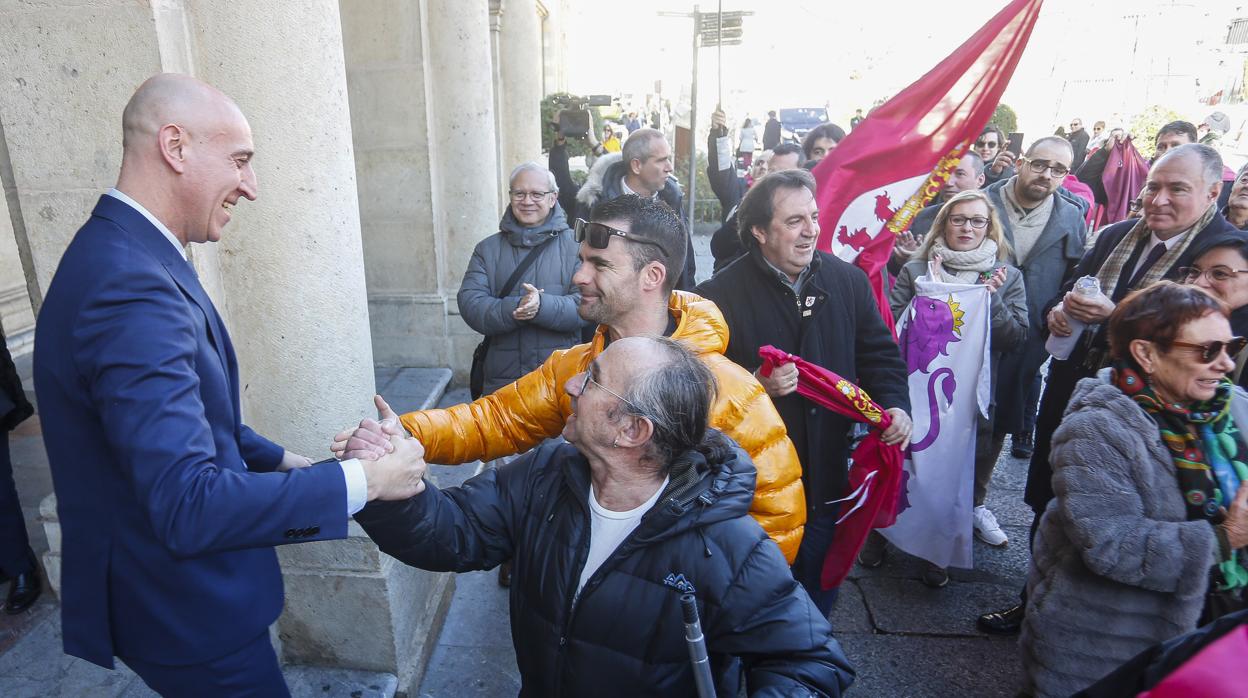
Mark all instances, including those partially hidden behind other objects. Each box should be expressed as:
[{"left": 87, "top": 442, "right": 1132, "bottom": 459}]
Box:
[{"left": 973, "top": 505, "right": 1008, "bottom": 547}]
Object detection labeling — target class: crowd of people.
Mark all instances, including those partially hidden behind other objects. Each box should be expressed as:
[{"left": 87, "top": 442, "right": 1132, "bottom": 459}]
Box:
[{"left": 14, "top": 67, "right": 1248, "bottom": 698}]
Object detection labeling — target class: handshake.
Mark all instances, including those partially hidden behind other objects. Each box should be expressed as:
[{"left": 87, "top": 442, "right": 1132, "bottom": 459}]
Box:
[{"left": 332, "top": 396, "right": 428, "bottom": 501}]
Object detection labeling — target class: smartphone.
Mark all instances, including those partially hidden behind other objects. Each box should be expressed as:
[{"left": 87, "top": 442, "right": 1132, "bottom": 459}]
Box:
[{"left": 1006, "top": 132, "right": 1024, "bottom": 157}]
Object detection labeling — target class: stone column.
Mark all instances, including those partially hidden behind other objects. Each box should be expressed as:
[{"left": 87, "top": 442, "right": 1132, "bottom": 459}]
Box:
[
  {"left": 345, "top": 0, "right": 500, "bottom": 381},
  {"left": 426, "top": 0, "right": 502, "bottom": 299},
  {"left": 0, "top": 1, "right": 162, "bottom": 304},
  {"left": 497, "top": 0, "right": 544, "bottom": 169}
]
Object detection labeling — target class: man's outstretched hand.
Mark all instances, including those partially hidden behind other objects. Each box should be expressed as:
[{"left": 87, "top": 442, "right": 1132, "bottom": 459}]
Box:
[
  {"left": 360, "top": 422, "right": 428, "bottom": 500},
  {"left": 331, "top": 395, "right": 401, "bottom": 461}
]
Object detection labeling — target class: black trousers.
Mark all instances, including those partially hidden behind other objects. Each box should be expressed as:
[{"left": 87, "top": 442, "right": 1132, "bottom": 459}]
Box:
[
  {"left": 1025, "top": 357, "right": 1097, "bottom": 514},
  {"left": 0, "top": 435, "right": 33, "bottom": 577}
]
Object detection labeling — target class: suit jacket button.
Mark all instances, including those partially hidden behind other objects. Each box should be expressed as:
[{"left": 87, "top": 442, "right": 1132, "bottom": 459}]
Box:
[
  {"left": 309, "top": 526, "right": 321, "bottom": 535},
  {"left": 284, "top": 528, "right": 297, "bottom": 538}
]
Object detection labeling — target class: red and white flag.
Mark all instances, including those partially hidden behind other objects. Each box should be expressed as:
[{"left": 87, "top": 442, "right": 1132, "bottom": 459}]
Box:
[{"left": 813, "top": 0, "right": 1044, "bottom": 331}]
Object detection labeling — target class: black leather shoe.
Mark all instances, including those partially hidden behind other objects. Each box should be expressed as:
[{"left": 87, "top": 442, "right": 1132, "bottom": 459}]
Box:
[
  {"left": 977, "top": 603, "right": 1024, "bottom": 635},
  {"left": 5, "top": 568, "right": 41, "bottom": 615},
  {"left": 1011, "top": 432, "right": 1034, "bottom": 459}
]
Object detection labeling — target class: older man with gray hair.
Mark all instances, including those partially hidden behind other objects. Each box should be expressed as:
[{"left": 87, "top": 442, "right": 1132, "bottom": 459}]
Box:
[
  {"left": 458, "top": 161, "right": 586, "bottom": 399},
  {"left": 354, "top": 336, "right": 854, "bottom": 697},
  {"left": 978, "top": 142, "right": 1242, "bottom": 635}
]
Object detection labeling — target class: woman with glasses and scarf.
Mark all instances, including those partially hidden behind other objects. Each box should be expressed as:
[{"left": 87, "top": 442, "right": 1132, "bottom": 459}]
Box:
[
  {"left": 1019, "top": 282, "right": 1248, "bottom": 697},
  {"left": 862, "top": 190, "right": 1028, "bottom": 586}
]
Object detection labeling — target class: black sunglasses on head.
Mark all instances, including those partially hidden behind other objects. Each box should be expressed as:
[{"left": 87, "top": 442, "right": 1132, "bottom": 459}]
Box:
[
  {"left": 1170, "top": 337, "right": 1248, "bottom": 363},
  {"left": 574, "top": 218, "right": 671, "bottom": 257}
]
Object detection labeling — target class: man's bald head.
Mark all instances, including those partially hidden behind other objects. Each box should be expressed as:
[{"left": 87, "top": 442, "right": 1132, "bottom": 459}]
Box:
[
  {"left": 115, "top": 73, "right": 257, "bottom": 246},
  {"left": 121, "top": 73, "right": 243, "bottom": 152}
]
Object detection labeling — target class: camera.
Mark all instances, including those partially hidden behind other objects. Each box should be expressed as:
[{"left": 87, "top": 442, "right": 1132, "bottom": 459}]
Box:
[{"left": 553, "top": 94, "right": 613, "bottom": 138}]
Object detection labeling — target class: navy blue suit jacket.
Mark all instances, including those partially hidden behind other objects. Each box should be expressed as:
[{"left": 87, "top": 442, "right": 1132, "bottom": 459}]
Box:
[{"left": 34, "top": 195, "right": 348, "bottom": 668}]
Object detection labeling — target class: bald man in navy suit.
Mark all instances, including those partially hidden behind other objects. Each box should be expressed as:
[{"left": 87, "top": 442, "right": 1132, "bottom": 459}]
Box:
[{"left": 34, "top": 73, "right": 426, "bottom": 697}]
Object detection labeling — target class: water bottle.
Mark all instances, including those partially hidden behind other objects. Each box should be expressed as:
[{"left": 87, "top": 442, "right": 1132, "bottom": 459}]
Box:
[{"left": 1045, "top": 276, "right": 1101, "bottom": 360}]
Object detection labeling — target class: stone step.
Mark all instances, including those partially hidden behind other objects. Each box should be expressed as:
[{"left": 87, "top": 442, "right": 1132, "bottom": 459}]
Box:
[{"left": 374, "top": 366, "right": 452, "bottom": 413}]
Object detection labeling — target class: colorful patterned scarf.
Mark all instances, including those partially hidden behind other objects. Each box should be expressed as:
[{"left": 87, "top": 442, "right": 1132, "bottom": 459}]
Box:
[{"left": 1113, "top": 363, "right": 1248, "bottom": 591}]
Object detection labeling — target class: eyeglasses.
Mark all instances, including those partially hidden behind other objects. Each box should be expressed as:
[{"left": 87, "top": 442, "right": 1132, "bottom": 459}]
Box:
[
  {"left": 1179, "top": 266, "right": 1248, "bottom": 284},
  {"left": 1169, "top": 337, "right": 1248, "bottom": 363},
  {"left": 509, "top": 190, "right": 555, "bottom": 202},
  {"left": 574, "top": 218, "right": 671, "bottom": 257},
  {"left": 577, "top": 371, "right": 643, "bottom": 413},
  {"left": 1021, "top": 158, "right": 1070, "bottom": 178},
  {"left": 948, "top": 215, "right": 989, "bottom": 229},
  {"left": 974, "top": 140, "right": 999, "bottom": 149}
]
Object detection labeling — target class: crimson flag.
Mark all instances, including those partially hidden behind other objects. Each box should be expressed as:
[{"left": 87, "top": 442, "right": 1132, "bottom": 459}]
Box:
[
  {"left": 813, "top": 0, "right": 1044, "bottom": 331},
  {"left": 758, "top": 345, "right": 904, "bottom": 590}
]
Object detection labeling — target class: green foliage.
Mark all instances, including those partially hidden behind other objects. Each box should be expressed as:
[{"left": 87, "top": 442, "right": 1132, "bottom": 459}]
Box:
[
  {"left": 989, "top": 103, "right": 1018, "bottom": 134},
  {"left": 540, "top": 92, "right": 605, "bottom": 158},
  {"left": 1129, "top": 106, "right": 1184, "bottom": 160},
  {"left": 675, "top": 152, "right": 722, "bottom": 223}
]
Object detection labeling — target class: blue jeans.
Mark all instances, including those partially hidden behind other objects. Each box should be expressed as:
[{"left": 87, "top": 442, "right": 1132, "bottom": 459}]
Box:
[{"left": 790, "top": 509, "right": 841, "bottom": 617}]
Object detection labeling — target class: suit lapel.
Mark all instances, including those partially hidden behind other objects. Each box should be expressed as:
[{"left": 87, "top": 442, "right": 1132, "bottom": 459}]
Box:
[{"left": 92, "top": 196, "right": 238, "bottom": 407}]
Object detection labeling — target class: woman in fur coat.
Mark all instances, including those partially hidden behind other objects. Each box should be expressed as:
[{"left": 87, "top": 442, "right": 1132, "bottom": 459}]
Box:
[{"left": 1020, "top": 282, "right": 1248, "bottom": 696}]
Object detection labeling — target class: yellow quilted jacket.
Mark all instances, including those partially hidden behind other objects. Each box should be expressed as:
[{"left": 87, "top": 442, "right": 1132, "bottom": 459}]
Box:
[{"left": 399, "top": 291, "right": 807, "bottom": 561}]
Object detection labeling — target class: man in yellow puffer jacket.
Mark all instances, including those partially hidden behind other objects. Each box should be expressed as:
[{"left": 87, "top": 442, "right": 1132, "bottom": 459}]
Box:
[{"left": 336, "top": 196, "right": 805, "bottom": 561}]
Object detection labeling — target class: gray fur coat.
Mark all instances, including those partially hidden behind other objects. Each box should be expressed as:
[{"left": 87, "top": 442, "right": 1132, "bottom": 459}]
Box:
[{"left": 1020, "top": 370, "right": 1223, "bottom": 697}]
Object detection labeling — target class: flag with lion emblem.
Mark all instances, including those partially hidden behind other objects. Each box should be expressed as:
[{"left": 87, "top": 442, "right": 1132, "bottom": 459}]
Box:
[
  {"left": 812, "top": 0, "right": 1043, "bottom": 332},
  {"left": 880, "top": 274, "right": 991, "bottom": 569}
]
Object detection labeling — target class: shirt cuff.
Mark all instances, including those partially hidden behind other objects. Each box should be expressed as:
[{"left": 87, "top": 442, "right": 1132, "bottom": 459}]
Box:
[{"left": 340, "top": 459, "right": 368, "bottom": 516}]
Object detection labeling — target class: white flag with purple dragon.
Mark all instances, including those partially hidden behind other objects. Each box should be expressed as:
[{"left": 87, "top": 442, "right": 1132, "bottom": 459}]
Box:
[{"left": 880, "top": 274, "right": 991, "bottom": 569}]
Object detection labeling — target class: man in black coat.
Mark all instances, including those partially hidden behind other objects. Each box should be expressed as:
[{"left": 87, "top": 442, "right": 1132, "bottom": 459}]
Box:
[
  {"left": 979, "top": 143, "right": 1238, "bottom": 635},
  {"left": 0, "top": 322, "right": 38, "bottom": 614},
  {"left": 354, "top": 337, "right": 854, "bottom": 697},
  {"left": 695, "top": 169, "right": 911, "bottom": 615},
  {"left": 549, "top": 129, "right": 697, "bottom": 290},
  {"left": 706, "top": 107, "right": 804, "bottom": 273},
  {"left": 763, "top": 110, "right": 782, "bottom": 151},
  {"left": 1067, "top": 117, "right": 1090, "bottom": 172}
]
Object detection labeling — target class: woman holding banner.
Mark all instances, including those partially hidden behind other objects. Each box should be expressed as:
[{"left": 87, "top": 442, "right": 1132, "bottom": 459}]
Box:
[{"left": 858, "top": 190, "right": 1027, "bottom": 586}]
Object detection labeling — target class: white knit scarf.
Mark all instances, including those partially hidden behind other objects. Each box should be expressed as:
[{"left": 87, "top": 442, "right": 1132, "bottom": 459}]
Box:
[{"left": 929, "top": 238, "right": 999, "bottom": 284}]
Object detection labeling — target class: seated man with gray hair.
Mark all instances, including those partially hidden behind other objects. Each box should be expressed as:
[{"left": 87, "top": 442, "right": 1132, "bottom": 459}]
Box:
[{"left": 354, "top": 336, "right": 854, "bottom": 697}]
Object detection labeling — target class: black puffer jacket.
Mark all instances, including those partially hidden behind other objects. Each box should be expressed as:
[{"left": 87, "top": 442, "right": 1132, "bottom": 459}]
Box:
[{"left": 355, "top": 433, "right": 854, "bottom": 697}]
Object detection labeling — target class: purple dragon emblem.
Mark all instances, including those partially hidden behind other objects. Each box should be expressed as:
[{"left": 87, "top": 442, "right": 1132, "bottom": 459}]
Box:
[{"left": 898, "top": 295, "right": 964, "bottom": 453}]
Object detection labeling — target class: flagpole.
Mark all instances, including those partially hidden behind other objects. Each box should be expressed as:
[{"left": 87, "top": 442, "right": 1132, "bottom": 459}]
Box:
[
  {"left": 688, "top": 5, "right": 699, "bottom": 234},
  {"left": 717, "top": 0, "right": 722, "bottom": 107}
]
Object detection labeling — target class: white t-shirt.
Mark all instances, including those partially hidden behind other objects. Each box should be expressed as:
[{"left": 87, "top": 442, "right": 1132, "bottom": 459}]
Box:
[{"left": 576, "top": 477, "right": 669, "bottom": 595}]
